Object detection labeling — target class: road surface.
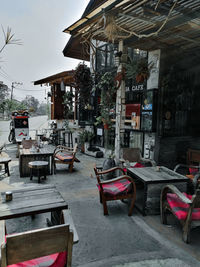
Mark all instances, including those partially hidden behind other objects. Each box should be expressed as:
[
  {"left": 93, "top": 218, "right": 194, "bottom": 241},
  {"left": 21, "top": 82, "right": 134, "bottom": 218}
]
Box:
[{"left": 0, "top": 115, "right": 49, "bottom": 145}]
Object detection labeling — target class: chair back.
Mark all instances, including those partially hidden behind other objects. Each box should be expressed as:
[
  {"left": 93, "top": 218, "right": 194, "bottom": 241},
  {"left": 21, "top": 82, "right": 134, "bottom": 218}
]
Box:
[
  {"left": 1, "top": 224, "right": 73, "bottom": 267},
  {"left": 187, "top": 149, "right": 200, "bottom": 166},
  {"left": 21, "top": 139, "right": 36, "bottom": 149},
  {"left": 122, "top": 148, "right": 141, "bottom": 162}
]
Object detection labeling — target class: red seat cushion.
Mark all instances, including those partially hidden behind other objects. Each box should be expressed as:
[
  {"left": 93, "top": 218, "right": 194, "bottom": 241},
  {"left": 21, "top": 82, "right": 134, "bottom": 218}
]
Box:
[
  {"left": 123, "top": 162, "right": 144, "bottom": 173},
  {"left": 55, "top": 153, "right": 73, "bottom": 162},
  {"left": 189, "top": 167, "right": 198, "bottom": 175},
  {"left": 8, "top": 252, "right": 67, "bottom": 267},
  {"left": 167, "top": 193, "right": 200, "bottom": 220},
  {"left": 97, "top": 179, "right": 132, "bottom": 198},
  {"left": 5, "top": 233, "right": 67, "bottom": 267}
]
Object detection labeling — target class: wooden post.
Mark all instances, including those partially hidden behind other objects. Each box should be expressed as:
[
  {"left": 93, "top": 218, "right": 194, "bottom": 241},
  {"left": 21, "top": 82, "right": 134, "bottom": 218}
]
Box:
[{"left": 114, "top": 40, "right": 127, "bottom": 164}]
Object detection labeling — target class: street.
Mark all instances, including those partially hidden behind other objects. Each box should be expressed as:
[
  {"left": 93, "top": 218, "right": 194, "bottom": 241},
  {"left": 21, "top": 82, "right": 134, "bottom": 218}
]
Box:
[{"left": 0, "top": 115, "right": 49, "bottom": 145}]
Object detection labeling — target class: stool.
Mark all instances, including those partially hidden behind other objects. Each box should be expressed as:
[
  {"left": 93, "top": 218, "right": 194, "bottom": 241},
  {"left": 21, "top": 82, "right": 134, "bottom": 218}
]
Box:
[
  {"left": 64, "top": 131, "right": 73, "bottom": 147},
  {"left": 0, "top": 158, "right": 11, "bottom": 176},
  {"left": 28, "top": 161, "right": 48, "bottom": 183}
]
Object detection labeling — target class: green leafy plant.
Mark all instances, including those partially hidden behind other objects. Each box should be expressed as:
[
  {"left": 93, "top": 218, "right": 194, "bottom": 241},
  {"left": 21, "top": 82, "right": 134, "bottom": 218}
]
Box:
[
  {"left": 74, "top": 63, "right": 93, "bottom": 106},
  {"left": 126, "top": 58, "right": 153, "bottom": 83},
  {"left": 63, "top": 91, "right": 74, "bottom": 119},
  {"left": 95, "top": 72, "right": 116, "bottom": 127}
]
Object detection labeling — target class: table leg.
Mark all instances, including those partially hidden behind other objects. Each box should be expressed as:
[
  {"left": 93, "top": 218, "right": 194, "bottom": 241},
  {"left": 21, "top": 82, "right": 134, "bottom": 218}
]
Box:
[
  {"left": 5, "top": 163, "right": 10, "bottom": 176},
  {"left": 142, "top": 183, "right": 148, "bottom": 216},
  {"left": 47, "top": 210, "right": 61, "bottom": 226},
  {"left": 38, "top": 169, "right": 41, "bottom": 183}
]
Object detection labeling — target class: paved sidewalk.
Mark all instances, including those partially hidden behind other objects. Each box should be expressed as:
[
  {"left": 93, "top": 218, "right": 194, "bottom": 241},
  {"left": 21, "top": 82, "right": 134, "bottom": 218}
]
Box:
[{"left": 0, "top": 144, "right": 200, "bottom": 266}]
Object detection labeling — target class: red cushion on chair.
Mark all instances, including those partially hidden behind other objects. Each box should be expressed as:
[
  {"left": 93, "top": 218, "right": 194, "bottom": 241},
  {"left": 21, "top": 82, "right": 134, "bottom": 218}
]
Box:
[
  {"left": 123, "top": 162, "right": 144, "bottom": 172},
  {"left": 8, "top": 252, "right": 67, "bottom": 267},
  {"left": 133, "top": 162, "right": 144, "bottom": 168},
  {"left": 167, "top": 193, "right": 200, "bottom": 220},
  {"left": 189, "top": 167, "right": 198, "bottom": 175},
  {"left": 55, "top": 153, "right": 73, "bottom": 162},
  {"left": 97, "top": 179, "right": 132, "bottom": 198}
]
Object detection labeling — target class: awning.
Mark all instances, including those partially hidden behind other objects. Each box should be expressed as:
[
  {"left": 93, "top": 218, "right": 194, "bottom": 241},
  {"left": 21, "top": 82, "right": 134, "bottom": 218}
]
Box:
[{"left": 63, "top": 0, "right": 200, "bottom": 53}]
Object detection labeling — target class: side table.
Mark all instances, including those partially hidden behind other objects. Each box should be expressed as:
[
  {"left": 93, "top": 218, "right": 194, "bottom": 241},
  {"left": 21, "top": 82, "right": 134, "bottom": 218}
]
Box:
[{"left": 28, "top": 161, "right": 49, "bottom": 183}]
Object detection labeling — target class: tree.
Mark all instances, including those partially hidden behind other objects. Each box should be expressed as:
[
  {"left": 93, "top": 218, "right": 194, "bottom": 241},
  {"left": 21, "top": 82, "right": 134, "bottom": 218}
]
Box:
[
  {"left": 21, "top": 96, "right": 39, "bottom": 113},
  {"left": 0, "top": 82, "right": 9, "bottom": 106},
  {"left": 0, "top": 99, "right": 26, "bottom": 116}
]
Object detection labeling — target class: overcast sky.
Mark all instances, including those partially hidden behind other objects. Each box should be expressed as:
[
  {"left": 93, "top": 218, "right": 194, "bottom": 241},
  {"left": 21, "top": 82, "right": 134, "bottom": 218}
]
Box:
[{"left": 0, "top": 0, "right": 89, "bottom": 103}]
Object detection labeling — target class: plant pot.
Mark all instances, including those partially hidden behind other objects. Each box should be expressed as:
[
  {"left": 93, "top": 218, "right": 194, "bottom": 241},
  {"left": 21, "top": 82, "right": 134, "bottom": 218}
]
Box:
[{"left": 103, "top": 124, "right": 109, "bottom": 130}]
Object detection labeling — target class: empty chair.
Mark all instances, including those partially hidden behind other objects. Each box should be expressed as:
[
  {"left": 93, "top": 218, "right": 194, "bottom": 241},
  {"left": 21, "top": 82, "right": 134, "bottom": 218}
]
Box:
[
  {"left": 94, "top": 165, "right": 136, "bottom": 216},
  {"left": 53, "top": 144, "right": 78, "bottom": 173},
  {"left": 120, "top": 147, "right": 156, "bottom": 169},
  {"left": 0, "top": 210, "right": 79, "bottom": 267},
  {"left": 160, "top": 179, "right": 200, "bottom": 243}
]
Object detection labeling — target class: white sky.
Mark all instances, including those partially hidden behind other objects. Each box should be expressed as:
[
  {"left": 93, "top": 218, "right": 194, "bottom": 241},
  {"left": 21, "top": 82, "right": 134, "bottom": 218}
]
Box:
[{"left": 0, "top": 0, "right": 89, "bottom": 103}]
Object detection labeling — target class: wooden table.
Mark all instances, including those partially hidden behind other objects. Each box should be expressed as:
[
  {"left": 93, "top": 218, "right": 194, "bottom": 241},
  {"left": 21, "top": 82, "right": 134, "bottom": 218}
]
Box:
[
  {"left": 127, "top": 166, "right": 189, "bottom": 215},
  {"left": 0, "top": 185, "right": 68, "bottom": 220},
  {"left": 19, "top": 146, "right": 54, "bottom": 177}
]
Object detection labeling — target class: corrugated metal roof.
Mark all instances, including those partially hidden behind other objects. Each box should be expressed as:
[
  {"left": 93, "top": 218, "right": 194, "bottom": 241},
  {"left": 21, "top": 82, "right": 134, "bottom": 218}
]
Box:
[
  {"left": 34, "top": 70, "right": 75, "bottom": 86},
  {"left": 64, "top": 0, "right": 200, "bottom": 53}
]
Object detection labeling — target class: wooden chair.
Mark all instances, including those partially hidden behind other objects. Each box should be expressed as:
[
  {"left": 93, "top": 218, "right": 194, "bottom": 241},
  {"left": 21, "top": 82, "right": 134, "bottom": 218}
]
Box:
[
  {"left": 53, "top": 144, "right": 78, "bottom": 173},
  {"left": 160, "top": 182, "right": 200, "bottom": 243},
  {"left": 120, "top": 147, "right": 156, "bottom": 169},
  {"left": 0, "top": 210, "right": 79, "bottom": 267},
  {"left": 21, "top": 139, "right": 37, "bottom": 149},
  {"left": 94, "top": 166, "right": 136, "bottom": 216}
]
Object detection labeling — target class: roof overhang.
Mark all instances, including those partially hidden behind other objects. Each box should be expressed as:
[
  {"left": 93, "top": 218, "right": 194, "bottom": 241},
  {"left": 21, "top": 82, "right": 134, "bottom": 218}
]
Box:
[
  {"left": 34, "top": 70, "right": 75, "bottom": 87},
  {"left": 63, "top": 0, "right": 200, "bottom": 54}
]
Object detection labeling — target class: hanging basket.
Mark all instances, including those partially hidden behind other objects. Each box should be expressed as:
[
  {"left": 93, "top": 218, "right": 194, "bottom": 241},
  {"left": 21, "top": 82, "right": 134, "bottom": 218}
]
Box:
[{"left": 103, "top": 123, "right": 110, "bottom": 130}]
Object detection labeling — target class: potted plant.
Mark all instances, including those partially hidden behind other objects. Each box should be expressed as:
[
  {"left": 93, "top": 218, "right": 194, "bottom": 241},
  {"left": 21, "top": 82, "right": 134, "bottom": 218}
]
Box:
[
  {"left": 95, "top": 72, "right": 116, "bottom": 128},
  {"left": 126, "top": 58, "right": 153, "bottom": 83},
  {"left": 78, "top": 130, "right": 88, "bottom": 153},
  {"left": 74, "top": 63, "right": 93, "bottom": 107}
]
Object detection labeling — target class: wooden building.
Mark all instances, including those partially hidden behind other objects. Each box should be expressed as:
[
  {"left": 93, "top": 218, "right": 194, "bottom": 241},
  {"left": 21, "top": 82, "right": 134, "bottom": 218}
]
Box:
[
  {"left": 34, "top": 70, "right": 76, "bottom": 121},
  {"left": 64, "top": 0, "right": 200, "bottom": 168}
]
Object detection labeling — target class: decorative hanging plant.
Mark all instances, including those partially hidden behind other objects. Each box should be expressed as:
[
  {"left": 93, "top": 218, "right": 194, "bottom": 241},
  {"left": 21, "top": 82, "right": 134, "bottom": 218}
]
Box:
[
  {"left": 126, "top": 58, "right": 153, "bottom": 83},
  {"left": 63, "top": 91, "right": 74, "bottom": 119},
  {"left": 95, "top": 72, "right": 117, "bottom": 127},
  {"left": 74, "top": 63, "right": 93, "bottom": 106}
]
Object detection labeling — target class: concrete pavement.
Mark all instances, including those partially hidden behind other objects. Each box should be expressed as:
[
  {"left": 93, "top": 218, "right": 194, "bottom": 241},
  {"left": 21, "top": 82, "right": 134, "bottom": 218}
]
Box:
[{"left": 0, "top": 142, "right": 200, "bottom": 266}]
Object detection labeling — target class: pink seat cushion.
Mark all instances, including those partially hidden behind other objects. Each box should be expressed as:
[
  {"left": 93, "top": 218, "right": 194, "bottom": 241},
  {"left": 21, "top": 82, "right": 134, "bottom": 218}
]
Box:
[
  {"left": 167, "top": 193, "right": 200, "bottom": 220},
  {"left": 189, "top": 167, "right": 198, "bottom": 175},
  {"left": 97, "top": 179, "right": 132, "bottom": 198},
  {"left": 123, "top": 162, "right": 144, "bottom": 173},
  {"left": 8, "top": 252, "right": 67, "bottom": 267},
  {"left": 55, "top": 153, "right": 73, "bottom": 162}
]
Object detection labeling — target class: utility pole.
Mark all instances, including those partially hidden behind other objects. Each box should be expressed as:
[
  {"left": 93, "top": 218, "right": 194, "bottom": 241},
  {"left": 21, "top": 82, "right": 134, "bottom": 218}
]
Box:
[{"left": 11, "top": 82, "right": 23, "bottom": 100}]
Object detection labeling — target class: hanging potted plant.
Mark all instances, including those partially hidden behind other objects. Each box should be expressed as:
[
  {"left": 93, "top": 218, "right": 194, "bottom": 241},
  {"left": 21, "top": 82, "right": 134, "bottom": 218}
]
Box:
[
  {"left": 74, "top": 63, "right": 93, "bottom": 107},
  {"left": 126, "top": 58, "right": 153, "bottom": 83},
  {"left": 95, "top": 72, "right": 116, "bottom": 128},
  {"left": 62, "top": 91, "right": 74, "bottom": 120}
]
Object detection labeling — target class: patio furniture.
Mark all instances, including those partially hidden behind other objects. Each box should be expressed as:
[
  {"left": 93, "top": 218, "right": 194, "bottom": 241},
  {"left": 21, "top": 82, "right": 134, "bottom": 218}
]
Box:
[
  {"left": 94, "top": 166, "right": 136, "bottom": 216},
  {"left": 28, "top": 160, "right": 49, "bottom": 183},
  {"left": 127, "top": 166, "right": 189, "bottom": 215},
  {"left": 0, "top": 158, "right": 11, "bottom": 176},
  {"left": 19, "top": 145, "right": 54, "bottom": 177},
  {"left": 0, "top": 185, "right": 68, "bottom": 221},
  {"left": 120, "top": 148, "right": 156, "bottom": 170},
  {"left": 53, "top": 143, "right": 78, "bottom": 173},
  {"left": 21, "top": 139, "right": 36, "bottom": 149},
  {"left": 160, "top": 184, "right": 200, "bottom": 243},
  {"left": 0, "top": 209, "right": 79, "bottom": 267},
  {"left": 0, "top": 143, "right": 6, "bottom": 155}
]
